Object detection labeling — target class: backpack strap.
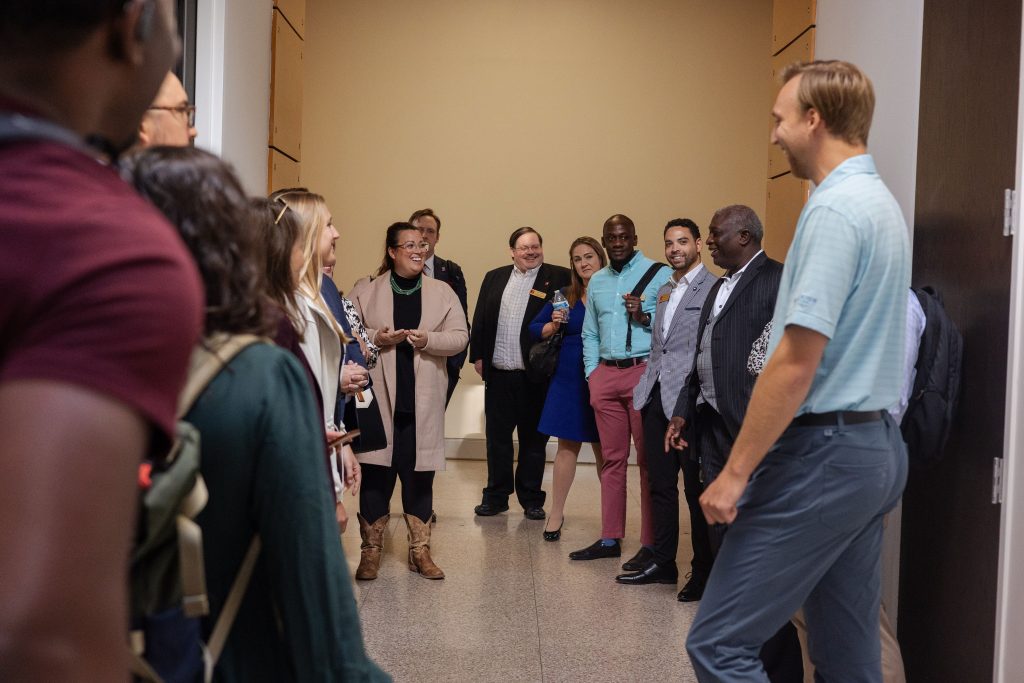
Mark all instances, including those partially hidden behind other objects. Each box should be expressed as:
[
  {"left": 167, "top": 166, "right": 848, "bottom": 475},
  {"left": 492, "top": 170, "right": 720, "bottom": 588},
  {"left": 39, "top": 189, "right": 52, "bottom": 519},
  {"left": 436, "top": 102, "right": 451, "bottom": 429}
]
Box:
[
  {"left": 177, "top": 334, "right": 266, "bottom": 418},
  {"left": 203, "top": 535, "right": 262, "bottom": 678},
  {"left": 625, "top": 263, "right": 667, "bottom": 352}
]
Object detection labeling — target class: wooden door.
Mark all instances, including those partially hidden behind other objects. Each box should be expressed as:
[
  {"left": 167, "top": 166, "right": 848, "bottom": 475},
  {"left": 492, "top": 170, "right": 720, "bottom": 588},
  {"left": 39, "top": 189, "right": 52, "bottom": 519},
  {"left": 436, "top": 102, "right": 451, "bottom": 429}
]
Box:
[{"left": 899, "top": 0, "right": 1021, "bottom": 679}]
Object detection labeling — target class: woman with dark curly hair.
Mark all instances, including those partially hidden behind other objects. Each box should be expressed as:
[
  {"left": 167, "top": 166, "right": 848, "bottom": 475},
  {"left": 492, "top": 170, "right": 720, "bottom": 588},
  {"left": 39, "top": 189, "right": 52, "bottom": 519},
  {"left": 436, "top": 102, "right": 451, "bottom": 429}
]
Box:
[{"left": 123, "top": 146, "right": 388, "bottom": 682}]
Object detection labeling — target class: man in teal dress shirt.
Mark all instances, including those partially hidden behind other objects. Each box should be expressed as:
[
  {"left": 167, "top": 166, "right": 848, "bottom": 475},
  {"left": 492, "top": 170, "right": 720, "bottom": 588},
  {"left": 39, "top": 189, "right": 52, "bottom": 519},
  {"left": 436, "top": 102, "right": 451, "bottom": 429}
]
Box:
[{"left": 570, "top": 214, "right": 670, "bottom": 570}]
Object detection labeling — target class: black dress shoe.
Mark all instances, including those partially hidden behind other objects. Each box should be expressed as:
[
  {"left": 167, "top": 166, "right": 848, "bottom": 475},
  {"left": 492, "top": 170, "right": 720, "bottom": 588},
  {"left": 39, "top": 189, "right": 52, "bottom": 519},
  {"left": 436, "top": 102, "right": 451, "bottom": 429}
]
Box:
[
  {"left": 615, "top": 562, "right": 679, "bottom": 585},
  {"left": 677, "top": 573, "right": 706, "bottom": 602},
  {"left": 430, "top": 510, "right": 437, "bottom": 525},
  {"left": 523, "top": 507, "right": 546, "bottom": 520},
  {"left": 474, "top": 502, "right": 509, "bottom": 516},
  {"left": 621, "top": 546, "right": 655, "bottom": 572},
  {"left": 543, "top": 519, "right": 564, "bottom": 541},
  {"left": 569, "top": 539, "right": 621, "bottom": 561}
]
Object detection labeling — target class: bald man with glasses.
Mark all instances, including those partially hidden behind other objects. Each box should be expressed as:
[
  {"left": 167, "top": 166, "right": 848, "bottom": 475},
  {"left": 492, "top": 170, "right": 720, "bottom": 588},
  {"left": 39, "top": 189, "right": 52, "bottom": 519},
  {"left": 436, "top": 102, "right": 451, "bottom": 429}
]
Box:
[{"left": 137, "top": 71, "right": 197, "bottom": 147}]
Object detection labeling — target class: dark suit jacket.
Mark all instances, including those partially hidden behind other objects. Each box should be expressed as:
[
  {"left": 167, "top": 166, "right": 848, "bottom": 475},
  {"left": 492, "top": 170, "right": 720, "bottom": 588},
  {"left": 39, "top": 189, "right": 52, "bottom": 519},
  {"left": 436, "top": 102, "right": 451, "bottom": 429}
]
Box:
[
  {"left": 431, "top": 254, "right": 470, "bottom": 375},
  {"left": 673, "top": 252, "right": 783, "bottom": 438},
  {"left": 469, "top": 262, "right": 572, "bottom": 382}
]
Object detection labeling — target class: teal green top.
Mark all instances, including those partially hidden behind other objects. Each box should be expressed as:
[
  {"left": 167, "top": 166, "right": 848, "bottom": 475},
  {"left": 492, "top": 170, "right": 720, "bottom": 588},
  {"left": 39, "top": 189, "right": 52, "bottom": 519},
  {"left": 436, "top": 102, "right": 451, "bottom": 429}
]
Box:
[
  {"left": 766, "top": 154, "right": 911, "bottom": 414},
  {"left": 187, "top": 343, "right": 389, "bottom": 682},
  {"left": 582, "top": 250, "right": 671, "bottom": 377}
]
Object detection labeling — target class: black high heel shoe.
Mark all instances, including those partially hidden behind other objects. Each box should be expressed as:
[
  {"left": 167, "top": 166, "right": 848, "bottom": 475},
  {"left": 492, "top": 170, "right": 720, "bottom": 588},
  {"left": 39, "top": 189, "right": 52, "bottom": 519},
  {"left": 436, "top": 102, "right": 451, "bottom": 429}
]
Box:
[{"left": 543, "top": 519, "right": 564, "bottom": 541}]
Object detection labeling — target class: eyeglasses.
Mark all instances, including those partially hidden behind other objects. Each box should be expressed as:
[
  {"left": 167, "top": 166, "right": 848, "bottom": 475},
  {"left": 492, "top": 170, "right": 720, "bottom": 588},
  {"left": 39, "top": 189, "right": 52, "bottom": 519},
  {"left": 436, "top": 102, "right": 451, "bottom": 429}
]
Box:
[
  {"left": 396, "top": 241, "right": 430, "bottom": 252},
  {"left": 514, "top": 244, "right": 542, "bottom": 253},
  {"left": 148, "top": 104, "right": 196, "bottom": 127}
]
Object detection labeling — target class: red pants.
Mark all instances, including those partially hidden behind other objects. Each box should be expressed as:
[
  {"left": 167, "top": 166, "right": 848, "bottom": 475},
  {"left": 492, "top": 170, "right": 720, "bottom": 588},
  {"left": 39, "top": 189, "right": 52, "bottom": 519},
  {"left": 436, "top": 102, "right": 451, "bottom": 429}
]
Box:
[{"left": 588, "top": 362, "right": 653, "bottom": 544}]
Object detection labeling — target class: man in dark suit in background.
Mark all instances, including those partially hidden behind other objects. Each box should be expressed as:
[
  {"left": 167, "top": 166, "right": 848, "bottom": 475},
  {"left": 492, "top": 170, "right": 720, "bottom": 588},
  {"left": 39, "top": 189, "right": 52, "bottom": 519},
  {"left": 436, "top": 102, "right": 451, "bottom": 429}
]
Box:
[
  {"left": 665, "top": 204, "right": 801, "bottom": 680},
  {"left": 410, "top": 208, "right": 469, "bottom": 406},
  {"left": 470, "top": 227, "right": 571, "bottom": 519}
]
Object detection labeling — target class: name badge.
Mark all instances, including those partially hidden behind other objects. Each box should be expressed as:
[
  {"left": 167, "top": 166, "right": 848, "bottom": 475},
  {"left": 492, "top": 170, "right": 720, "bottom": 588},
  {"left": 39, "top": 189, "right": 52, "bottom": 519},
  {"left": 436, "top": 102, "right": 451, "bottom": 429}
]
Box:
[
  {"left": 529, "top": 289, "right": 547, "bottom": 298},
  {"left": 657, "top": 293, "right": 670, "bottom": 304}
]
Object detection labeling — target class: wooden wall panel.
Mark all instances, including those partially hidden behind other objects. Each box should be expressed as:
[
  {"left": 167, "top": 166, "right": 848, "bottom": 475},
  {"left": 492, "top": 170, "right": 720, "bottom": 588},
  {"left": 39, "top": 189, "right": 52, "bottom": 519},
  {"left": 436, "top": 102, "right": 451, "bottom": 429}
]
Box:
[
  {"left": 764, "top": 172, "right": 808, "bottom": 261},
  {"left": 268, "top": 148, "right": 301, "bottom": 194},
  {"left": 771, "top": 0, "right": 815, "bottom": 54},
  {"left": 273, "top": 0, "right": 305, "bottom": 39},
  {"left": 767, "top": 28, "right": 815, "bottom": 178},
  {"left": 270, "top": 9, "right": 303, "bottom": 161}
]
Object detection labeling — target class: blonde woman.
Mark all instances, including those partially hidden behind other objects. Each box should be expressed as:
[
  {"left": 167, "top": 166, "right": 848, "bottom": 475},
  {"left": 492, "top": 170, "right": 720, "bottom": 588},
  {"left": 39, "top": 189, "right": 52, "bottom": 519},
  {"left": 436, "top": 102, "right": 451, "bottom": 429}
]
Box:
[
  {"left": 348, "top": 222, "right": 468, "bottom": 580},
  {"left": 271, "top": 189, "right": 363, "bottom": 531}
]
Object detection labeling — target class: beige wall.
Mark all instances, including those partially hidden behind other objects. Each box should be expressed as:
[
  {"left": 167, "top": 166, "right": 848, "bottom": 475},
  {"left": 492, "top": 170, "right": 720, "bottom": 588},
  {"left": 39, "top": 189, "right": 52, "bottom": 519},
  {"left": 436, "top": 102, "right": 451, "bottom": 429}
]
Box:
[{"left": 302, "top": 0, "right": 772, "bottom": 435}]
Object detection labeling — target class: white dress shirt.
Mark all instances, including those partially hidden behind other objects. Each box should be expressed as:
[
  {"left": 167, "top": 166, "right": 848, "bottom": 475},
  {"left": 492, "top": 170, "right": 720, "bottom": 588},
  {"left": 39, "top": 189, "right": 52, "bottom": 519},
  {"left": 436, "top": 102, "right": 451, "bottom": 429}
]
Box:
[
  {"left": 661, "top": 263, "right": 705, "bottom": 338},
  {"left": 712, "top": 250, "right": 763, "bottom": 315},
  {"left": 492, "top": 264, "right": 541, "bottom": 370}
]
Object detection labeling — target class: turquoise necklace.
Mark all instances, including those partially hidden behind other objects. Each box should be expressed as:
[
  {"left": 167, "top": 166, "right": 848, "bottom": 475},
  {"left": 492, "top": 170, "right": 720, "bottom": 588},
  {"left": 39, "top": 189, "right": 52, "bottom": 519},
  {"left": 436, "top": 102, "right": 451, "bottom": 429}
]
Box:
[{"left": 390, "top": 273, "right": 422, "bottom": 295}]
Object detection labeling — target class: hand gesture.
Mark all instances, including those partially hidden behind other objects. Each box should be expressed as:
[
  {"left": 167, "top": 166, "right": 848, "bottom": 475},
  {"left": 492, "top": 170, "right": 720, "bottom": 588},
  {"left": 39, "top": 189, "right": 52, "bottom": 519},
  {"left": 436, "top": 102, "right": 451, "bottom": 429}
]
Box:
[
  {"left": 622, "top": 293, "right": 645, "bottom": 322},
  {"left": 375, "top": 326, "right": 407, "bottom": 346},
  {"left": 406, "top": 329, "right": 429, "bottom": 349},
  {"left": 664, "top": 416, "right": 688, "bottom": 452},
  {"left": 341, "top": 444, "right": 361, "bottom": 495},
  {"left": 699, "top": 467, "right": 747, "bottom": 525},
  {"left": 550, "top": 307, "right": 568, "bottom": 326},
  {"left": 340, "top": 360, "right": 369, "bottom": 395}
]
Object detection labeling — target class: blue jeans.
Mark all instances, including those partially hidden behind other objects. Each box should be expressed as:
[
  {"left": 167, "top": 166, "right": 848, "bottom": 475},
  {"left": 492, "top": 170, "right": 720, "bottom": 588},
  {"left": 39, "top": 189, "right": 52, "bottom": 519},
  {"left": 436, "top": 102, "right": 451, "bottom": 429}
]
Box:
[{"left": 686, "top": 414, "right": 908, "bottom": 682}]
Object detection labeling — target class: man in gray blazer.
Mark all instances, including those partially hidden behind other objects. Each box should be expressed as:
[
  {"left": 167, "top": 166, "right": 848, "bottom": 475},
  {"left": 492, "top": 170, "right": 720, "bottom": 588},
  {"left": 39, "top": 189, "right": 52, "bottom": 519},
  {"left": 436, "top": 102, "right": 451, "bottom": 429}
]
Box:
[{"left": 617, "top": 219, "right": 717, "bottom": 596}]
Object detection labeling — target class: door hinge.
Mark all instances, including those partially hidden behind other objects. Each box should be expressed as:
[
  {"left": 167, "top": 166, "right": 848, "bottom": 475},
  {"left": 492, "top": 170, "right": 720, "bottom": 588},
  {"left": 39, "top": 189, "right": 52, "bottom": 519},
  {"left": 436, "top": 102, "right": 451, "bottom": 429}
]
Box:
[
  {"left": 993, "top": 457, "right": 1005, "bottom": 504},
  {"left": 1004, "top": 189, "right": 1016, "bottom": 236}
]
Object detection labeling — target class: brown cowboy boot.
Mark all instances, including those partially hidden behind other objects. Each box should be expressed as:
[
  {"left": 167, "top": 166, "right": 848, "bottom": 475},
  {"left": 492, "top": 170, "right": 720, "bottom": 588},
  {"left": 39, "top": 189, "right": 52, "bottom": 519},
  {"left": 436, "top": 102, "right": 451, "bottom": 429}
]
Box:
[
  {"left": 404, "top": 513, "right": 445, "bottom": 579},
  {"left": 355, "top": 513, "right": 388, "bottom": 580}
]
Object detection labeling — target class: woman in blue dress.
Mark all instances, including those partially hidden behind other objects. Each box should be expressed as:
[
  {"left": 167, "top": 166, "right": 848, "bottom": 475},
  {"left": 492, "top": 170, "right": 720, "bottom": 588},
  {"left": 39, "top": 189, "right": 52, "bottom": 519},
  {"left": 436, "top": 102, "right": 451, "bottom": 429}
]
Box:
[{"left": 529, "top": 236, "right": 606, "bottom": 541}]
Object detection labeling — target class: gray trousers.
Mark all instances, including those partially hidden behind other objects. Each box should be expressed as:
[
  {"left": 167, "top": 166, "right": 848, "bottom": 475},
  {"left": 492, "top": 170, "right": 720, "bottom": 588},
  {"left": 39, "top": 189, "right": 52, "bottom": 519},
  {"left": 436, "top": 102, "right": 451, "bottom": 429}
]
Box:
[{"left": 686, "top": 414, "right": 908, "bottom": 683}]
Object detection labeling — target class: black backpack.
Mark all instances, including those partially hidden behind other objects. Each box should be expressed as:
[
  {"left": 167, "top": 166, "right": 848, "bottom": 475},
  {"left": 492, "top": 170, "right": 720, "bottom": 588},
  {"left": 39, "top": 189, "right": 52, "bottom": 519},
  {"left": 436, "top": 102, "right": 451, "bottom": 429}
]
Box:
[{"left": 901, "top": 286, "right": 964, "bottom": 467}]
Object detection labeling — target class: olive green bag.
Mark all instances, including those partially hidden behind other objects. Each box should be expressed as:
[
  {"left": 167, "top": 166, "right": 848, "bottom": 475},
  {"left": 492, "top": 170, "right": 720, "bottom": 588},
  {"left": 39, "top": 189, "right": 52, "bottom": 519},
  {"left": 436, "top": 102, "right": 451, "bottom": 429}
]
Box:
[{"left": 129, "top": 335, "right": 264, "bottom": 683}]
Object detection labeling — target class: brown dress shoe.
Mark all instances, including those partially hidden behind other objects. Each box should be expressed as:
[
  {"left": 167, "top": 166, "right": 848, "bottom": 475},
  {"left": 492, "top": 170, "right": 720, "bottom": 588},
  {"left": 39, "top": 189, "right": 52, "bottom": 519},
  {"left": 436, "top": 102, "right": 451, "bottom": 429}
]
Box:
[
  {"left": 355, "top": 513, "right": 389, "bottom": 580},
  {"left": 404, "top": 513, "right": 445, "bottom": 579}
]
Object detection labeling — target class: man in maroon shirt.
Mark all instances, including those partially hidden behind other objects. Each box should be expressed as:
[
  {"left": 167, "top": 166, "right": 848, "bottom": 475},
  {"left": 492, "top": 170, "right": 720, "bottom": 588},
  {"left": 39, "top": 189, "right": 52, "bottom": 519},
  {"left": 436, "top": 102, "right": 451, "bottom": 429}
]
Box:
[{"left": 0, "top": 1, "right": 203, "bottom": 680}]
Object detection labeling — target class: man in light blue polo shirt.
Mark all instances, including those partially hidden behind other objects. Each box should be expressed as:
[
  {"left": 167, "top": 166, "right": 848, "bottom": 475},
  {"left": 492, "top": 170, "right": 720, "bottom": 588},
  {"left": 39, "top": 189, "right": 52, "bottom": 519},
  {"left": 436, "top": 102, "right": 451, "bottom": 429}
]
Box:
[
  {"left": 570, "top": 214, "right": 670, "bottom": 570},
  {"left": 686, "top": 60, "right": 910, "bottom": 683}
]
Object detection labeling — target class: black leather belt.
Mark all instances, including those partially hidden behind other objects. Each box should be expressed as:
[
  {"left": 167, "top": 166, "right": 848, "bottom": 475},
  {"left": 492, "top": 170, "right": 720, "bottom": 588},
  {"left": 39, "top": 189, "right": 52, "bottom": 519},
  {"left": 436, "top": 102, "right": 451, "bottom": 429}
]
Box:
[
  {"left": 601, "top": 356, "right": 648, "bottom": 368},
  {"left": 791, "top": 410, "right": 884, "bottom": 427}
]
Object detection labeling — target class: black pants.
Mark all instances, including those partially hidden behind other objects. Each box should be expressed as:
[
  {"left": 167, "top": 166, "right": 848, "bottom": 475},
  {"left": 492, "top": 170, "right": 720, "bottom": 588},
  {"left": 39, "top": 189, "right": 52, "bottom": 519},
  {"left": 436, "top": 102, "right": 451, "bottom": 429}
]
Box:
[
  {"left": 481, "top": 369, "right": 549, "bottom": 509},
  {"left": 642, "top": 388, "right": 712, "bottom": 578},
  {"left": 695, "top": 401, "right": 804, "bottom": 683},
  {"left": 360, "top": 412, "right": 434, "bottom": 523}
]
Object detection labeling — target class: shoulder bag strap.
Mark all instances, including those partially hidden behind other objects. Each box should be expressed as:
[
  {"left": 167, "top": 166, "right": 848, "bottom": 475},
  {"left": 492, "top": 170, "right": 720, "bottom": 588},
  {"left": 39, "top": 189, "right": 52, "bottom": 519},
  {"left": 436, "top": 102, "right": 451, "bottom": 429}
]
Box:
[
  {"left": 203, "top": 536, "right": 262, "bottom": 679},
  {"left": 626, "top": 263, "right": 668, "bottom": 352}
]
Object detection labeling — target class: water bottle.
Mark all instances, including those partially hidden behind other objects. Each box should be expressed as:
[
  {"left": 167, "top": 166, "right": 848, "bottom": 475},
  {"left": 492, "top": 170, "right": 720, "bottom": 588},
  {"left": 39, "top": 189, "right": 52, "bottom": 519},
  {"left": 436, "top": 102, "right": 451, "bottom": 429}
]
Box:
[
  {"left": 551, "top": 290, "right": 569, "bottom": 326},
  {"left": 551, "top": 290, "right": 569, "bottom": 313}
]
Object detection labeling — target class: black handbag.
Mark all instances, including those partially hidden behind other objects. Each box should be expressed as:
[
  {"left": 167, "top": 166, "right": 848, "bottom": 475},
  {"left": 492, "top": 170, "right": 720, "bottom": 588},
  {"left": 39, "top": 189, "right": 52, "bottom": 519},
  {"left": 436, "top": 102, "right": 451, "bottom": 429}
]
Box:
[
  {"left": 342, "top": 389, "right": 388, "bottom": 453},
  {"left": 526, "top": 327, "right": 565, "bottom": 383}
]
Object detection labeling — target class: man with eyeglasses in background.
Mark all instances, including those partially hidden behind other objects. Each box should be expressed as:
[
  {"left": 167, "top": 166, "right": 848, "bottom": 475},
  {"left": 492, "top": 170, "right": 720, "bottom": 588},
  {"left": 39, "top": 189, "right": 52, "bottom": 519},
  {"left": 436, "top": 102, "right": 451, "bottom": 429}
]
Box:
[
  {"left": 470, "top": 227, "right": 570, "bottom": 520},
  {"left": 137, "top": 71, "right": 196, "bottom": 147}
]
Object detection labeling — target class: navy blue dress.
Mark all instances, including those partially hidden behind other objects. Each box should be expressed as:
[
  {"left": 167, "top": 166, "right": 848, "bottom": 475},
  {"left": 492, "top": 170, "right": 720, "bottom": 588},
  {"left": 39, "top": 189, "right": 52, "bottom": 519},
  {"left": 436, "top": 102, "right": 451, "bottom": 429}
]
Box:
[{"left": 528, "top": 293, "right": 600, "bottom": 443}]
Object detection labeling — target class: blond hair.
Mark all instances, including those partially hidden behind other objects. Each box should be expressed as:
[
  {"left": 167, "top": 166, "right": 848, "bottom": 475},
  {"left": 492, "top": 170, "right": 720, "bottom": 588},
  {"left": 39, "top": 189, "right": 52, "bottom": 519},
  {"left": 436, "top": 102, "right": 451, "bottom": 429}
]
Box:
[
  {"left": 272, "top": 190, "right": 348, "bottom": 341},
  {"left": 781, "top": 60, "right": 875, "bottom": 146}
]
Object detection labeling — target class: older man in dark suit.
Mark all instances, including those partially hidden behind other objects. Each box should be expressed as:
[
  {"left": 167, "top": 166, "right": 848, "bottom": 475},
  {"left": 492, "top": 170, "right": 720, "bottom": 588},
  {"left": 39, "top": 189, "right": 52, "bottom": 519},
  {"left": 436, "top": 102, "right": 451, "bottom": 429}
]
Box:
[
  {"left": 410, "top": 208, "right": 469, "bottom": 406},
  {"left": 617, "top": 218, "right": 717, "bottom": 598},
  {"left": 665, "top": 204, "right": 801, "bottom": 680},
  {"left": 470, "top": 227, "right": 571, "bottom": 519}
]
